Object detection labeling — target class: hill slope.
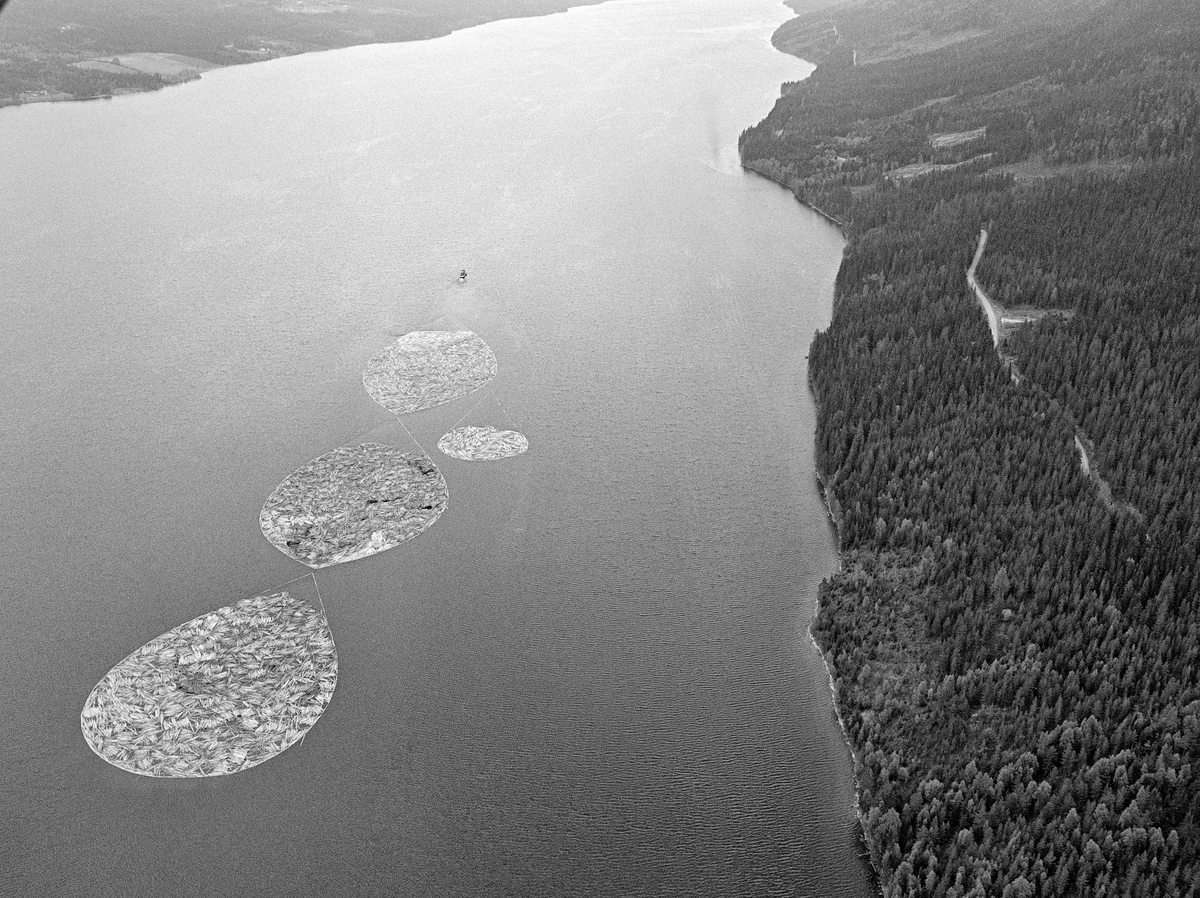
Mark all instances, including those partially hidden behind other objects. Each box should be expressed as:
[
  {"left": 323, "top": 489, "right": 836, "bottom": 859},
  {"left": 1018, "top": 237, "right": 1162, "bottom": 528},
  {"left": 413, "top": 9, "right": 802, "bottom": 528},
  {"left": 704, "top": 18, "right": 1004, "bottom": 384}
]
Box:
[
  {"left": 0, "top": 0, "right": 605, "bottom": 106},
  {"left": 743, "top": 0, "right": 1200, "bottom": 894}
]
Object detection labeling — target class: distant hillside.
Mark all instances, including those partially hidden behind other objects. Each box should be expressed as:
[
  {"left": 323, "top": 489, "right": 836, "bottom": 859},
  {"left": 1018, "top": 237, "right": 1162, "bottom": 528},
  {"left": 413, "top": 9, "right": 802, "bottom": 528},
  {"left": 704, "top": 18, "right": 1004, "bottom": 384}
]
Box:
[
  {"left": 0, "top": 0, "right": 606, "bottom": 107},
  {"left": 744, "top": 0, "right": 1200, "bottom": 895},
  {"left": 773, "top": 0, "right": 1108, "bottom": 68}
]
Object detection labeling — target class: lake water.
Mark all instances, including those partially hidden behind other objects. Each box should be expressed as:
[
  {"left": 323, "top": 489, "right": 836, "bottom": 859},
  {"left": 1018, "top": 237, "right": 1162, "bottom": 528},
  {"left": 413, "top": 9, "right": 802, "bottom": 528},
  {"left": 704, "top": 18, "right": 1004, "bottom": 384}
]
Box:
[{"left": 0, "top": 1, "right": 871, "bottom": 895}]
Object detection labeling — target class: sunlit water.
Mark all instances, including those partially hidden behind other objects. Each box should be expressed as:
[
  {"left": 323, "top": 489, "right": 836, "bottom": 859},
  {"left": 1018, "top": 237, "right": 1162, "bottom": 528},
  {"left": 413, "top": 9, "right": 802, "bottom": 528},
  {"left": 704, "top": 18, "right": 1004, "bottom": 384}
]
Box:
[{"left": 0, "top": 1, "right": 870, "bottom": 895}]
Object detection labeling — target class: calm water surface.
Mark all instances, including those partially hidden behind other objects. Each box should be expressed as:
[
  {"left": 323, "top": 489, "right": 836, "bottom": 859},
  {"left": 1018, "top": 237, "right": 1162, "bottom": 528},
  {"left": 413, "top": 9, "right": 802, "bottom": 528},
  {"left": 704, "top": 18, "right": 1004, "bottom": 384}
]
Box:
[{"left": 0, "top": 1, "right": 871, "bottom": 895}]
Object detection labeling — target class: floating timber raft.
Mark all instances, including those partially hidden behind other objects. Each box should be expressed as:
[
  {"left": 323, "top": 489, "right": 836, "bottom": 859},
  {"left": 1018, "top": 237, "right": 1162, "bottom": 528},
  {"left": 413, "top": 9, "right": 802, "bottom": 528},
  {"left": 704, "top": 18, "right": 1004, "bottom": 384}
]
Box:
[
  {"left": 260, "top": 443, "right": 448, "bottom": 568},
  {"left": 80, "top": 590, "right": 336, "bottom": 777},
  {"left": 437, "top": 425, "right": 529, "bottom": 461},
  {"left": 363, "top": 330, "right": 498, "bottom": 415}
]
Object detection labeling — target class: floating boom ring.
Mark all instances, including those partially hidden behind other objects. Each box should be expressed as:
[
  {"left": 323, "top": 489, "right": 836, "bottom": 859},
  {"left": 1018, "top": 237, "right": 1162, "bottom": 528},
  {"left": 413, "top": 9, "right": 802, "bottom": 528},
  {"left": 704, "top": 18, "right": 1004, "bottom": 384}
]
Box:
[
  {"left": 260, "top": 443, "right": 448, "bottom": 569},
  {"left": 80, "top": 590, "right": 336, "bottom": 777},
  {"left": 363, "top": 330, "right": 498, "bottom": 415},
  {"left": 437, "top": 425, "right": 529, "bottom": 461}
]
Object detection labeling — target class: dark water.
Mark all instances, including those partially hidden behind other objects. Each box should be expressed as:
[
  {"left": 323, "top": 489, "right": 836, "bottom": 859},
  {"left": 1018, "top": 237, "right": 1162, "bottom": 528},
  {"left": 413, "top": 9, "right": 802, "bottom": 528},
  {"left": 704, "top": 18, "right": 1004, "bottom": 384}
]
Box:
[{"left": 0, "top": 1, "right": 871, "bottom": 895}]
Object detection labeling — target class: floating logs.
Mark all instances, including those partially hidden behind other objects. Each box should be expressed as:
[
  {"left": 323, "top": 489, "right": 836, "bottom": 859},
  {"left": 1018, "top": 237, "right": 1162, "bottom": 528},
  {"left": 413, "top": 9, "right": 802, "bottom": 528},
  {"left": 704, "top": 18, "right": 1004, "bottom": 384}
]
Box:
[
  {"left": 80, "top": 590, "right": 337, "bottom": 777},
  {"left": 260, "top": 443, "right": 448, "bottom": 568},
  {"left": 363, "top": 330, "right": 498, "bottom": 415},
  {"left": 437, "top": 425, "right": 529, "bottom": 461}
]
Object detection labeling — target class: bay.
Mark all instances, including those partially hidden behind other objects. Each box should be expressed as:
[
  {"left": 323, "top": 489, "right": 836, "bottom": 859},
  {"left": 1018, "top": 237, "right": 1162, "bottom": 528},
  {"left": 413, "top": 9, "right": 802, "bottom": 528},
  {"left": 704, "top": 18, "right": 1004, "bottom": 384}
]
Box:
[{"left": 0, "top": 1, "right": 871, "bottom": 895}]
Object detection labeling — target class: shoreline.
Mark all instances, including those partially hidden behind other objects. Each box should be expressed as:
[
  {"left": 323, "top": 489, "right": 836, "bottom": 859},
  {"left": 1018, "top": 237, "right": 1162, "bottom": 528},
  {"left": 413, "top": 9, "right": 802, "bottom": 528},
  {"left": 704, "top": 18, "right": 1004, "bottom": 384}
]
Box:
[
  {"left": 740, "top": 96, "right": 881, "bottom": 891},
  {"left": 812, "top": 460, "right": 882, "bottom": 895},
  {"left": 744, "top": 30, "right": 881, "bottom": 891},
  {"left": 0, "top": 0, "right": 611, "bottom": 112},
  {"left": 740, "top": 159, "right": 847, "bottom": 234},
  {"left": 2, "top": 60, "right": 220, "bottom": 112},
  {"left": 809, "top": 626, "right": 880, "bottom": 886},
  {"left": 809, "top": 458, "right": 879, "bottom": 887}
]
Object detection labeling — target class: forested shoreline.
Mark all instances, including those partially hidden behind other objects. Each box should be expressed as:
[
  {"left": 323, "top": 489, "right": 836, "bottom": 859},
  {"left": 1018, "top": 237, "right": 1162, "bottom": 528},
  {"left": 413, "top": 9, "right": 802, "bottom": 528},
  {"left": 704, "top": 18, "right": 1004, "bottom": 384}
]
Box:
[
  {"left": 0, "top": 0, "right": 606, "bottom": 108},
  {"left": 743, "top": 0, "right": 1200, "bottom": 894}
]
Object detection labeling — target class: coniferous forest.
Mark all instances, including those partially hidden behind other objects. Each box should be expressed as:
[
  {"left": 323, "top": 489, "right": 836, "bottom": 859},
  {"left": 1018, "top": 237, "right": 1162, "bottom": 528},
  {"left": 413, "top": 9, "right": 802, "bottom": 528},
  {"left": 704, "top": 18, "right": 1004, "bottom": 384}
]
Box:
[{"left": 741, "top": 0, "right": 1200, "bottom": 894}]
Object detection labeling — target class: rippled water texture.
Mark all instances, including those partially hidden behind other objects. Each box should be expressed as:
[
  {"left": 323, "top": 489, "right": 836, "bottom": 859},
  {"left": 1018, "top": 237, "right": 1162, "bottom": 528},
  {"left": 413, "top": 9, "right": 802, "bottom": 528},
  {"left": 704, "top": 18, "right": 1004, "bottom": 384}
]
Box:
[{"left": 0, "top": 1, "right": 870, "bottom": 895}]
